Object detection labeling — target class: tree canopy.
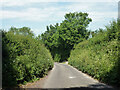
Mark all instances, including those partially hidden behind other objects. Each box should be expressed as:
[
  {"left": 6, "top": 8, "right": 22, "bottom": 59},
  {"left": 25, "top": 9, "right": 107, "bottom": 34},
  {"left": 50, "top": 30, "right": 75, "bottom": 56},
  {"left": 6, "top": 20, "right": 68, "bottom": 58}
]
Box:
[{"left": 41, "top": 12, "right": 92, "bottom": 62}]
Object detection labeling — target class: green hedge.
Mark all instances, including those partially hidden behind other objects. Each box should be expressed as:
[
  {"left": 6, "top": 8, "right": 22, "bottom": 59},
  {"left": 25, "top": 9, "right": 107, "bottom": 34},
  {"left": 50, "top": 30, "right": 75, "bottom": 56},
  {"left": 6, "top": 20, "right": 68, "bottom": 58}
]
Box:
[
  {"left": 2, "top": 29, "right": 53, "bottom": 87},
  {"left": 68, "top": 20, "right": 120, "bottom": 86}
]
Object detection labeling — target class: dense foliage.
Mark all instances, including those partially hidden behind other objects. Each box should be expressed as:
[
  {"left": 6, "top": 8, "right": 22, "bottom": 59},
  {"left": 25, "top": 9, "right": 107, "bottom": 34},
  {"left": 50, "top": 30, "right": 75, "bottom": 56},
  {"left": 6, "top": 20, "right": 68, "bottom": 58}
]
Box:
[
  {"left": 68, "top": 19, "right": 120, "bottom": 86},
  {"left": 2, "top": 27, "right": 53, "bottom": 87},
  {"left": 41, "top": 12, "right": 92, "bottom": 62}
]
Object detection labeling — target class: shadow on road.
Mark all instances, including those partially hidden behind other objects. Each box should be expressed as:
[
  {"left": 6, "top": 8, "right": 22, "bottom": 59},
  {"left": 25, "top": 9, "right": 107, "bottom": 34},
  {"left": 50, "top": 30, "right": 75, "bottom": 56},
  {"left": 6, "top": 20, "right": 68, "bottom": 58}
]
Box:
[
  {"left": 67, "top": 83, "right": 119, "bottom": 90},
  {"left": 2, "top": 83, "right": 119, "bottom": 90}
]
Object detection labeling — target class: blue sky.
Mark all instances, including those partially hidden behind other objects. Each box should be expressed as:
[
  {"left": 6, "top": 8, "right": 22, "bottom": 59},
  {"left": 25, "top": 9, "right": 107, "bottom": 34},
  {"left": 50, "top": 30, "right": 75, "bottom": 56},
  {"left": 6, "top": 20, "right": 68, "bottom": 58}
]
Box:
[{"left": 0, "top": 0, "right": 119, "bottom": 36}]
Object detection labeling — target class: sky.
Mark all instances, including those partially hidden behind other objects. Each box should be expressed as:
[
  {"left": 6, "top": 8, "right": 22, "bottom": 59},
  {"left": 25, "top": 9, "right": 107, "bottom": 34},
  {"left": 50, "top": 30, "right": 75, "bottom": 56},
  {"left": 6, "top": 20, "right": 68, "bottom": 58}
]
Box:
[{"left": 0, "top": 0, "right": 119, "bottom": 36}]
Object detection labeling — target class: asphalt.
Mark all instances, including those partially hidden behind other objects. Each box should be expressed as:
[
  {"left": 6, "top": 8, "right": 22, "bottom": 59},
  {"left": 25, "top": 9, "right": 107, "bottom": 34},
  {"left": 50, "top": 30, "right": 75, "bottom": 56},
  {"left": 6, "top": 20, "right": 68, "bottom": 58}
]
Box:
[{"left": 43, "top": 62, "right": 117, "bottom": 90}]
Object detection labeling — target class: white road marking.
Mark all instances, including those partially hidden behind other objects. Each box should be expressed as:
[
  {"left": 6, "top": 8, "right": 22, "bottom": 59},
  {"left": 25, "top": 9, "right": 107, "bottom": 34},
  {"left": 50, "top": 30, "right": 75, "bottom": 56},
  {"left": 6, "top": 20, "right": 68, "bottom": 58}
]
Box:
[{"left": 69, "top": 76, "right": 76, "bottom": 79}]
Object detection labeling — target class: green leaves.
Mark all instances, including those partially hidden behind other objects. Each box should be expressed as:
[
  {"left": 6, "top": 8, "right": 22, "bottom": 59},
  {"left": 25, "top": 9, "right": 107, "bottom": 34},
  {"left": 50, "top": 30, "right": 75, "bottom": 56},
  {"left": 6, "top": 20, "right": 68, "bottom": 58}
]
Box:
[
  {"left": 8, "top": 27, "right": 34, "bottom": 37},
  {"left": 2, "top": 28, "right": 54, "bottom": 87},
  {"left": 41, "top": 12, "right": 92, "bottom": 62},
  {"left": 68, "top": 20, "right": 120, "bottom": 86}
]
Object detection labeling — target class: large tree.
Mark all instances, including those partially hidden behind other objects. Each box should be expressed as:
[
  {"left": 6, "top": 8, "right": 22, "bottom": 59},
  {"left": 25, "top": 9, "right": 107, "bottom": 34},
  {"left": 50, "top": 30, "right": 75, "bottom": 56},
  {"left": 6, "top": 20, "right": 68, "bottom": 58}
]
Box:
[{"left": 41, "top": 12, "right": 92, "bottom": 62}]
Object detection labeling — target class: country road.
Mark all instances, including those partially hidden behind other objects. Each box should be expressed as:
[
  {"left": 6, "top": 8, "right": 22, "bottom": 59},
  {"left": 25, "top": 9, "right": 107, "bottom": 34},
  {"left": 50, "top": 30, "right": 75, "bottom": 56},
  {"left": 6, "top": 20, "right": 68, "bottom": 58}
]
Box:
[
  {"left": 42, "top": 62, "right": 116, "bottom": 90},
  {"left": 20, "top": 62, "right": 118, "bottom": 90}
]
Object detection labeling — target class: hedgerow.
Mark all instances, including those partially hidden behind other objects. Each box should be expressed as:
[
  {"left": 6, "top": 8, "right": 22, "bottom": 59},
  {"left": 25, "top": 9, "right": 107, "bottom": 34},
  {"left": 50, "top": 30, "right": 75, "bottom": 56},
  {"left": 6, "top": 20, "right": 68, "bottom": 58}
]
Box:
[
  {"left": 68, "top": 19, "right": 120, "bottom": 86},
  {"left": 2, "top": 27, "right": 53, "bottom": 87}
]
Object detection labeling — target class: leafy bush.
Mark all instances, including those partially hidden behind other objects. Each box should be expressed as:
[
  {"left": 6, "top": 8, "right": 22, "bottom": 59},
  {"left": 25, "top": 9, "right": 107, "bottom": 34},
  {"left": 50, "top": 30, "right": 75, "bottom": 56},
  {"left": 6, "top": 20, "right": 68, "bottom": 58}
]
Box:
[
  {"left": 2, "top": 27, "right": 53, "bottom": 87},
  {"left": 68, "top": 19, "right": 120, "bottom": 86}
]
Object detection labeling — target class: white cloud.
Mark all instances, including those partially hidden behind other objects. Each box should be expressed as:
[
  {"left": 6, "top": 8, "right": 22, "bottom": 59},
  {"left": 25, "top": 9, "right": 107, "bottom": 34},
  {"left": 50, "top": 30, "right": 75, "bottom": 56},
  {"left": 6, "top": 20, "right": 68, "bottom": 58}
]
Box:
[
  {"left": 0, "top": 7, "right": 63, "bottom": 22},
  {"left": 89, "top": 12, "right": 117, "bottom": 22},
  {"left": 1, "top": 0, "right": 27, "bottom": 7},
  {"left": 64, "top": 2, "right": 118, "bottom": 22},
  {"left": 1, "top": 2, "right": 118, "bottom": 22},
  {"left": 1, "top": 1, "right": 118, "bottom": 35},
  {"left": 0, "top": 0, "right": 119, "bottom": 7},
  {"left": 65, "top": 3, "right": 90, "bottom": 12},
  {"left": 1, "top": 10, "right": 43, "bottom": 21}
]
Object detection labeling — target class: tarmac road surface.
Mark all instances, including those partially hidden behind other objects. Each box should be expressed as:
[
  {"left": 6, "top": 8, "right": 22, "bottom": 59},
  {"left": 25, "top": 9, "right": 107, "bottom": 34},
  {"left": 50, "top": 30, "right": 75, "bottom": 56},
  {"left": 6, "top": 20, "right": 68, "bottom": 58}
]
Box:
[{"left": 43, "top": 62, "right": 117, "bottom": 90}]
